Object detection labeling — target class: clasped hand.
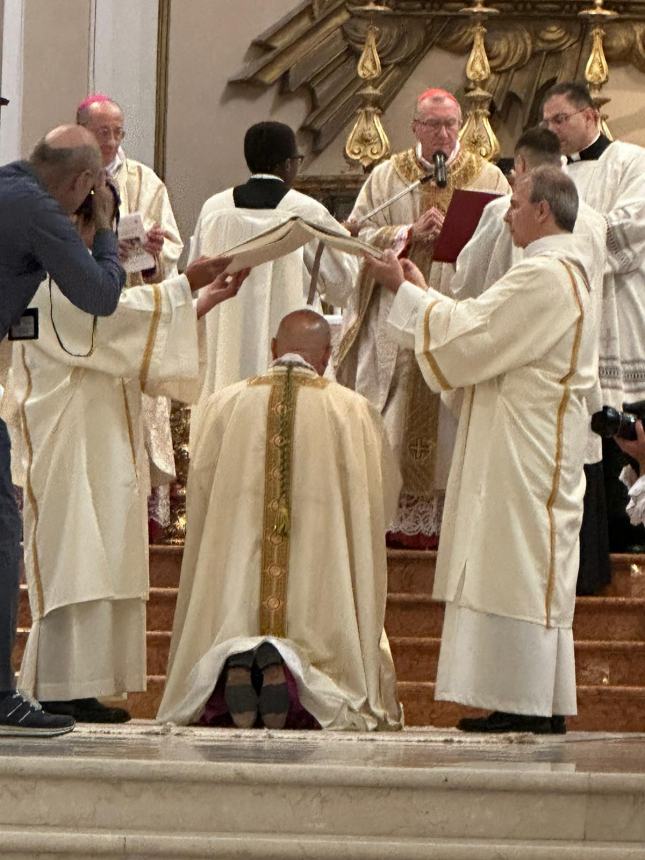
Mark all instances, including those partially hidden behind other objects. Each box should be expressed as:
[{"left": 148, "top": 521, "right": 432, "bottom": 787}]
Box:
[
  {"left": 364, "top": 249, "right": 427, "bottom": 294},
  {"left": 411, "top": 206, "right": 444, "bottom": 245}
]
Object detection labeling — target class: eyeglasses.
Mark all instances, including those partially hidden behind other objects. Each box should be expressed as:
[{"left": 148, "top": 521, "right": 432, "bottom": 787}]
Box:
[
  {"left": 91, "top": 126, "right": 126, "bottom": 142},
  {"left": 289, "top": 154, "right": 305, "bottom": 164},
  {"left": 414, "top": 118, "right": 460, "bottom": 132},
  {"left": 540, "top": 109, "right": 586, "bottom": 129}
]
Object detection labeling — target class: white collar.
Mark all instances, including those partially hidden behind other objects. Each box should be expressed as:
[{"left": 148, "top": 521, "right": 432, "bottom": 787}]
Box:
[
  {"left": 250, "top": 173, "right": 284, "bottom": 182},
  {"left": 415, "top": 140, "right": 460, "bottom": 171},
  {"left": 569, "top": 132, "right": 601, "bottom": 162},
  {"left": 270, "top": 353, "right": 317, "bottom": 372},
  {"left": 106, "top": 147, "right": 126, "bottom": 178},
  {"left": 524, "top": 234, "right": 575, "bottom": 257}
]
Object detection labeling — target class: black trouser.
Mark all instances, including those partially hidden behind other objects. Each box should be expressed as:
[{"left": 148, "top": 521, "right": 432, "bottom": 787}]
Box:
[
  {"left": 0, "top": 419, "right": 22, "bottom": 692},
  {"left": 577, "top": 461, "right": 612, "bottom": 595}
]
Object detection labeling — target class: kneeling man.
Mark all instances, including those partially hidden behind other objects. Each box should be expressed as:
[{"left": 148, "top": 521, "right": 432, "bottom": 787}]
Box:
[
  {"left": 158, "top": 310, "right": 403, "bottom": 731},
  {"left": 371, "top": 166, "right": 599, "bottom": 733}
]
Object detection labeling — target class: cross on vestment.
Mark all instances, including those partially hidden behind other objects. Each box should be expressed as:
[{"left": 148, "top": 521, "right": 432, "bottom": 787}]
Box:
[{"left": 408, "top": 437, "right": 432, "bottom": 461}]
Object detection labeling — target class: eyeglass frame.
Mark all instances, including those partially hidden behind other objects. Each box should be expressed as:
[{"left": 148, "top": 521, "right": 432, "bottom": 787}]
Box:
[
  {"left": 540, "top": 108, "right": 590, "bottom": 129},
  {"left": 413, "top": 117, "right": 461, "bottom": 132},
  {"left": 87, "top": 125, "right": 127, "bottom": 142}
]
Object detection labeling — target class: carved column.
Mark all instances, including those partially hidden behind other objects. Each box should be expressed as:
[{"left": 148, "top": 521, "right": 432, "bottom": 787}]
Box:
[
  {"left": 579, "top": 0, "right": 618, "bottom": 141},
  {"left": 458, "top": 0, "right": 500, "bottom": 161}
]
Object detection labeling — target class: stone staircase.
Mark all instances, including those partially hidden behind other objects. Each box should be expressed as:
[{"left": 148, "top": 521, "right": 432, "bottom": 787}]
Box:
[{"left": 15, "top": 548, "right": 645, "bottom": 731}]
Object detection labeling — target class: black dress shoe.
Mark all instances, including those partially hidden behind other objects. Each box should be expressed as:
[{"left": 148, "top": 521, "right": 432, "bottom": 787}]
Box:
[
  {"left": 42, "top": 697, "right": 131, "bottom": 724},
  {"left": 457, "top": 711, "right": 559, "bottom": 734}
]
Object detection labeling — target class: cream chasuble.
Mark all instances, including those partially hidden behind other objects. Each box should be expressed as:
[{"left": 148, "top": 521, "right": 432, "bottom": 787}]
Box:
[
  {"left": 334, "top": 146, "right": 509, "bottom": 539},
  {"left": 158, "top": 359, "right": 402, "bottom": 730},
  {"left": 567, "top": 140, "right": 645, "bottom": 404},
  {"left": 111, "top": 154, "right": 184, "bottom": 507},
  {"left": 187, "top": 187, "right": 358, "bottom": 442},
  {"left": 11, "top": 275, "right": 202, "bottom": 700}
]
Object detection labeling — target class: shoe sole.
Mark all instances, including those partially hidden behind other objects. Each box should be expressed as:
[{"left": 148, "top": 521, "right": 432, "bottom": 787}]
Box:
[{"left": 0, "top": 723, "right": 75, "bottom": 738}]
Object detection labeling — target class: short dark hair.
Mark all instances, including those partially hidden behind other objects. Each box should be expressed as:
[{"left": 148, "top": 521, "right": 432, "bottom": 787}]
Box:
[
  {"left": 527, "top": 165, "right": 578, "bottom": 232},
  {"left": 244, "top": 122, "right": 298, "bottom": 173},
  {"left": 29, "top": 140, "right": 101, "bottom": 176},
  {"left": 514, "top": 126, "right": 561, "bottom": 167},
  {"left": 542, "top": 82, "right": 595, "bottom": 111}
]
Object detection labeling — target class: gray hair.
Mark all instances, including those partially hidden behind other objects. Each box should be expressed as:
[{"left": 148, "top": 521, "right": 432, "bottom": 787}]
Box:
[
  {"left": 527, "top": 165, "right": 578, "bottom": 232},
  {"left": 29, "top": 140, "right": 101, "bottom": 178}
]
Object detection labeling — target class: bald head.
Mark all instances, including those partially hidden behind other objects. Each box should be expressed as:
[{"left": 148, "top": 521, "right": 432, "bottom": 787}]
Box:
[
  {"left": 271, "top": 310, "right": 332, "bottom": 375},
  {"left": 29, "top": 124, "right": 103, "bottom": 213}
]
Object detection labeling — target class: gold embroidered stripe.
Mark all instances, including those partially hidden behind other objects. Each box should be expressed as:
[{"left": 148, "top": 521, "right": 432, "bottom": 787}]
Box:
[
  {"left": 544, "top": 261, "right": 585, "bottom": 626},
  {"left": 139, "top": 283, "right": 162, "bottom": 390},
  {"left": 259, "top": 370, "right": 301, "bottom": 637},
  {"left": 18, "top": 346, "right": 44, "bottom": 618},
  {"left": 421, "top": 300, "right": 452, "bottom": 391}
]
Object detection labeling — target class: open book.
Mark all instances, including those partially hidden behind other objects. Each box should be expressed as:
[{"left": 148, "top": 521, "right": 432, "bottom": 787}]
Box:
[
  {"left": 432, "top": 189, "right": 504, "bottom": 264},
  {"left": 222, "top": 216, "right": 383, "bottom": 273}
]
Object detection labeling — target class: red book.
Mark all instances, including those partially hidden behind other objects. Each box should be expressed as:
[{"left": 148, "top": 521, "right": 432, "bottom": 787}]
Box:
[{"left": 432, "top": 189, "right": 504, "bottom": 264}]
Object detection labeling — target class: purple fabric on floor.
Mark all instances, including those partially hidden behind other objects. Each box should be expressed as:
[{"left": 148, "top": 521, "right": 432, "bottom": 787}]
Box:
[{"left": 197, "top": 662, "right": 321, "bottom": 730}]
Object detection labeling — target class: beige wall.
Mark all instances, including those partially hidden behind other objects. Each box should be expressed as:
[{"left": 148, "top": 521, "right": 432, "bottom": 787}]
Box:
[
  {"left": 21, "top": 0, "right": 91, "bottom": 152},
  {"left": 165, "top": 0, "right": 308, "bottom": 249}
]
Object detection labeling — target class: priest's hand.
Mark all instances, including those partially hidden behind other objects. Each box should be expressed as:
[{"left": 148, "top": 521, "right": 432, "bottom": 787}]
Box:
[
  {"left": 144, "top": 223, "right": 165, "bottom": 256},
  {"left": 401, "top": 258, "right": 428, "bottom": 290},
  {"left": 344, "top": 218, "right": 361, "bottom": 238},
  {"left": 185, "top": 255, "right": 233, "bottom": 292},
  {"left": 616, "top": 420, "right": 645, "bottom": 473},
  {"left": 196, "top": 269, "right": 250, "bottom": 318},
  {"left": 364, "top": 249, "right": 406, "bottom": 293},
  {"left": 411, "top": 207, "right": 444, "bottom": 245}
]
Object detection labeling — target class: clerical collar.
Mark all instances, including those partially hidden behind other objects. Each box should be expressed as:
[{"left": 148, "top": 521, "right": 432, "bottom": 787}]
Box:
[
  {"left": 106, "top": 147, "right": 125, "bottom": 178},
  {"left": 524, "top": 234, "right": 577, "bottom": 258},
  {"left": 249, "top": 173, "right": 284, "bottom": 182},
  {"left": 271, "top": 353, "right": 316, "bottom": 373},
  {"left": 567, "top": 133, "right": 611, "bottom": 164},
  {"left": 415, "top": 141, "right": 460, "bottom": 172}
]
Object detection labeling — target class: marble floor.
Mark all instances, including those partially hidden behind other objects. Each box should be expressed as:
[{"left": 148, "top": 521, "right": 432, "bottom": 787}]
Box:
[{"left": 2, "top": 721, "right": 645, "bottom": 775}]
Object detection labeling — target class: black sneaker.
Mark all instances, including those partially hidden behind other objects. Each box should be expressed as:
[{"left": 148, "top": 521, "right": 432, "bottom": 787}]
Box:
[{"left": 0, "top": 691, "right": 75, "bottom": 737}]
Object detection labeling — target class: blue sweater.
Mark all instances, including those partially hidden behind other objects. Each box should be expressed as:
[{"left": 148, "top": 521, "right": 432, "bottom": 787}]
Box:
[{"left": 0, "top": 160, "right": 125, "bottom": 340}]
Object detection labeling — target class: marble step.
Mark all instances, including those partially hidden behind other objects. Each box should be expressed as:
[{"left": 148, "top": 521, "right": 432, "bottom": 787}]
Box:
[
  {"left": 19, "top": 587, "right": 645, "bottom": 643},
  {"left": 147, "top": 547, "right": 645, "bottom": 597},
  {"left": 389, "top": 637, "right": 645, "bottom": 687},
  {"left": 1, "top": 727, "right": 645, "bottom": 849},
  {"left": 117, "top": 675, "right": 645, "bottom": 731},
  {"left": 14, "top": 630, "right": 645, "bottom": 690},
  {"left": 385, "top": 594, "right": 645, "bottom": 641},
  {"left": 397, "top": 681, "right": 645, "bottom": 732},
  {"left": 2, "top": 828, "right": 645, "bottom": 859}
]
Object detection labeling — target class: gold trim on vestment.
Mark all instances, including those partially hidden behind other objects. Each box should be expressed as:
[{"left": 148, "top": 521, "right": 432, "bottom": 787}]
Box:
[
  {"left": 545, "top": 260, "right": 586, "bottom": 627},
  {"left": 421, "top": 300, "right": 452, "bottom": 392},
  {"left": 334, "top": 225, "right": 401, "bottom": 370},
  {"left": 17, "top": 346, "right": 44, "bottom": 618},
  {"left": 139, "top": 283, "right": 162, "bottom": 391},
  {"left": 251, "top": 367, "right": 327, "bottom": 636}
]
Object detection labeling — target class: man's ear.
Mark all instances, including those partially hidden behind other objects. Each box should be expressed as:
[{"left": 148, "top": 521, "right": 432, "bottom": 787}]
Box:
[{"left": 537, "top": 199, "right": 551, "bottom": 224}]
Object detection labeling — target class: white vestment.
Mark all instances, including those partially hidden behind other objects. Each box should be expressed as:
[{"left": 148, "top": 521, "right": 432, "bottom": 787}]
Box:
[
  {"left": 188, "top": 185, "right": 358, "bottom": 440},
  {"left": 10, "top": 275, "right": 202, "bottom": 700},
  {"left": 451, "top": 195, "right": 608, "bottom": 464},
  {"left": 158, "top": 357, "right": 403, "bottom": 730},
  {"left": 112, "top": 153, "right": 185, "bottom": 513},
  {"left": 567, "top": 140, "right": 645, "bottom": 404},
  {"left": 388, "top": 235, "right": 599, "bottom": 715},
  {"left": 335, "top": 146, "right": 510, "bottom": 539}
]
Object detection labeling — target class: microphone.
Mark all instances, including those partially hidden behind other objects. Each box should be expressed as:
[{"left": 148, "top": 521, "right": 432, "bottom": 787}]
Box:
[{"left": 433, "top": 151, "right": 447, "bottom": 188}]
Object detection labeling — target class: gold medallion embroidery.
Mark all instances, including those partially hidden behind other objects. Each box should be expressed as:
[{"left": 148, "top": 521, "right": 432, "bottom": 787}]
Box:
[{"left": 255, "top": 367, "right": 327, "bottom": 635}]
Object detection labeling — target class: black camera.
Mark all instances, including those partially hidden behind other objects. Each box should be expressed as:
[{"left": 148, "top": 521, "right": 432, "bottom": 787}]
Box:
[{"left": 591, "top": 400, "right": 645, "bottom": 440}]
